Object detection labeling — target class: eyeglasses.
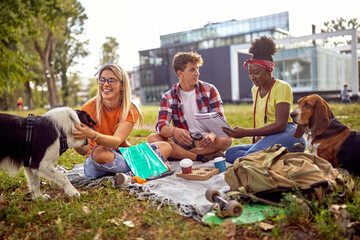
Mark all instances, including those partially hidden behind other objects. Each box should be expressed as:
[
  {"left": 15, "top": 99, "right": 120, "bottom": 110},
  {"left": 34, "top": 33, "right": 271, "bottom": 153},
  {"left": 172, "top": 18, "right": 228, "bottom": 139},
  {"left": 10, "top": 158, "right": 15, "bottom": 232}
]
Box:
[{"left": 97, "top": 78, "right": 121, "bottom": 85}]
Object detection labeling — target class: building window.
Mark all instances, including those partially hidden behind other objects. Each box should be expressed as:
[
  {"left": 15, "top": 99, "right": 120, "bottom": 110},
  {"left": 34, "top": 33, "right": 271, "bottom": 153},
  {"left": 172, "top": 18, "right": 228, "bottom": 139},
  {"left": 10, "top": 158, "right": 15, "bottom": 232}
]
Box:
[{"left": 275, "top": 58, "right": 311, "bottom": 88}]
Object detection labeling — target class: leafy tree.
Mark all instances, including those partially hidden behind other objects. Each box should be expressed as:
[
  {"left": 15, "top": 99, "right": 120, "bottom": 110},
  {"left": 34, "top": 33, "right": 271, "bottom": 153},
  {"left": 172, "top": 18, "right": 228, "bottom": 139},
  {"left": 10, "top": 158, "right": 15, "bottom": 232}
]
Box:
[
  {"left": 54, "top": 1, "right": 88, "bottom": 106},
  {"left": 32, "top": 0, "right": 87, "bottom": 108},
  {"left": 98, "top": 37, "right": 120, "bottom": 68},
  {"left": 322, "top": 17, "right": 360, "bottom": 47},
  {"left": 0, "top": 0, "right": 40, "bottom": 109}
]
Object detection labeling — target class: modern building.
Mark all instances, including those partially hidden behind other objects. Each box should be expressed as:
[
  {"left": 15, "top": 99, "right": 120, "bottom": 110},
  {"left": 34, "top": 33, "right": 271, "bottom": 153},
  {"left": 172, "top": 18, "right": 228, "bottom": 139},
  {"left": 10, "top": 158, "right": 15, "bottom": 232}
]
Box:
[{"left": 139, "top": 12, "right": 359, "bottom": 104}]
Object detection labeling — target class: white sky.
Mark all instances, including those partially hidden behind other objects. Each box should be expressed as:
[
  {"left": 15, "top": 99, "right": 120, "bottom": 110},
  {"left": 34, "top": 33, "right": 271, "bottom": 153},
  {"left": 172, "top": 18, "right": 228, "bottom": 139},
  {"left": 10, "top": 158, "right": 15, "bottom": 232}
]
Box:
[{"left": 72, "top": 0, "right": 359, "bottom": 77}]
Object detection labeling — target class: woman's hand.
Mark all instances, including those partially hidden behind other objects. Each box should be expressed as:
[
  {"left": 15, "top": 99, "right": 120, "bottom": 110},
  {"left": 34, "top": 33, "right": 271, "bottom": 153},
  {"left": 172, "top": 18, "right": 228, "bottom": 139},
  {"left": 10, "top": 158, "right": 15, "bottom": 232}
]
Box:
[
  {"left": 222, "top": 127, "right": 246, "bottom": 139},
  {"left": 72, "top": 123, "right": 96, "bottom": 140}
]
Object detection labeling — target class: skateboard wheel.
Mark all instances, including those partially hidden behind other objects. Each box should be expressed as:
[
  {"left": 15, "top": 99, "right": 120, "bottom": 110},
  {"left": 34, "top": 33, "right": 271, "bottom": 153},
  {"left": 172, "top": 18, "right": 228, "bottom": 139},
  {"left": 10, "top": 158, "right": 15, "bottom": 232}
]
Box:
[
  {"left": 205, "top": 189, "right": 220, "bottom": 203},
  {"left": 226, "top": 200, "right": 243, "bottom": 217}
]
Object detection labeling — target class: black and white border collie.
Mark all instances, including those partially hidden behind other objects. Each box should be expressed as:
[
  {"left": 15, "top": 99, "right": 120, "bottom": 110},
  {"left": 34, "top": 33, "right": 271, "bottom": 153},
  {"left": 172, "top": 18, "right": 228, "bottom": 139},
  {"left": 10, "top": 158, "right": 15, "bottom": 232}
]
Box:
[{"left": 0, "top": 107, "right": 95, "bottom": 199}]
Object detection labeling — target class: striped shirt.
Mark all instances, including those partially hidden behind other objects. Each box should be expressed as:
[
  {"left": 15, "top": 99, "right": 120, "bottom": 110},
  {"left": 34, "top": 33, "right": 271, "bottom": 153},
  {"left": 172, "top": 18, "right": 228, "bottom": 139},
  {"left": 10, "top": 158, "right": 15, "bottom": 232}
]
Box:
[{"left": 155, "top": 80, "right": 225, "bottom": 134}]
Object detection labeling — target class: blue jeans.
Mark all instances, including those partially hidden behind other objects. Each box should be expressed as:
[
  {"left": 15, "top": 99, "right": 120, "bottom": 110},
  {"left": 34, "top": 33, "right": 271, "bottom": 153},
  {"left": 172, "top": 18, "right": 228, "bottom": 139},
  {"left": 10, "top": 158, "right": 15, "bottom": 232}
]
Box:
[
  {"left": 225, "top": 123, "right": 306, "bottom": 164},
  {"left": 84, "top": 143, "right": 162, "bottom": 178}
]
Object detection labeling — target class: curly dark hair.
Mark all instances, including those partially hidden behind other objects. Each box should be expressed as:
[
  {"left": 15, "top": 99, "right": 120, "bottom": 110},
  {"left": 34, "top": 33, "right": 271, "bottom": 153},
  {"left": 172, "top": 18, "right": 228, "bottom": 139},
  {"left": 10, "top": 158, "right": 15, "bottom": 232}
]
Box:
[{"left": 249, "top": 36, "right": 278, "bottom": 62}]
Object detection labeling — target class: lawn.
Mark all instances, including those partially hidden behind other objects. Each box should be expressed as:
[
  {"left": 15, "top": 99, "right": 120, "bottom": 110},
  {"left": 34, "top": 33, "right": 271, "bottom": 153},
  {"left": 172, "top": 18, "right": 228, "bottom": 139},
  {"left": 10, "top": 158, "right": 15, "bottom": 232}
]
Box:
[{"left": 1, "top": 102, "right": 360, "bottom": 239}]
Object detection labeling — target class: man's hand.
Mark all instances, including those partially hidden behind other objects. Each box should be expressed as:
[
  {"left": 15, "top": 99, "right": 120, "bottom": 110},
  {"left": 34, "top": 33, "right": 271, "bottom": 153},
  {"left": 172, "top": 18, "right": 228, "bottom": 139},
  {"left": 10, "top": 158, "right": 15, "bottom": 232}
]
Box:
[
  {"left": 222, "top": 127, "right": 246, "bottom": 139},
  {"left": 199, "top": 132, "right": 216, "bottom": 148},
  {"left": 173, "top": 127, "right": 193, "bottom": 146}
]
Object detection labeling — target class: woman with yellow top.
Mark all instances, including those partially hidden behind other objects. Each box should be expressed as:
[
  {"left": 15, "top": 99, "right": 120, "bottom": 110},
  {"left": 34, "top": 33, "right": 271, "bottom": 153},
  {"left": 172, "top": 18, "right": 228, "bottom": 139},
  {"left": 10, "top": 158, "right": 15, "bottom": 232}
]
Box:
[
  {"left": 73, "top": 63, "right": 172, "bottom": 178},
  {"left": 223, "top": 36, "right": 306, "bottom": 164}
]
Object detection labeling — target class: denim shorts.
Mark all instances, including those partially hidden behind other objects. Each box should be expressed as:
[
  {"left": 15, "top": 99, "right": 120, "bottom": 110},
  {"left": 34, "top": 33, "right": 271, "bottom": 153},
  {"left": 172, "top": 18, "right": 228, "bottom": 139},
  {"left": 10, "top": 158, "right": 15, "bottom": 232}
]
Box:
[{"left": 84, "top": 143, "right": 162, "bottom": 178}]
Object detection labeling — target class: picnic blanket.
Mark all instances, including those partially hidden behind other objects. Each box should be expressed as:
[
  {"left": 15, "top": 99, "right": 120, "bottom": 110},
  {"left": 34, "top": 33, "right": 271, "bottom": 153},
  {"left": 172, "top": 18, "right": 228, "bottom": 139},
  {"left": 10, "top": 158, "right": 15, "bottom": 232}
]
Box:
[{"left": 59, "top": 159, "right": 231, "bottom": 221}]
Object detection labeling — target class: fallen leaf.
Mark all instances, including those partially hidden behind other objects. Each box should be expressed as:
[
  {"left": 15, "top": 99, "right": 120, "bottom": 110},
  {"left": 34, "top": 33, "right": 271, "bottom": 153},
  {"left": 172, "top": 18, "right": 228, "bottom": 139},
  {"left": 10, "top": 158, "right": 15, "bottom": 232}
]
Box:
[
  {"left": 258, "top": 222, "right": 274, "bottom": 231},
  {"left": 37, "top": 211, "right": 46, "bottom": 216},
  {"left": 82, "top": 206, "right": 91, "bottom": 214},
  {"left": 108, "top": 218, "right": 120, "bottom": 226},
  {"left": 119, "top": 212, "right": 128, "bottom": 221},
  {"left": 123, "top": 220, "right": 135, "bottom": 227},
  {"left": 329, "top": 204, "right": 350, "bottom": 232},
  {"left": 221, "top": 219, "right": 236, "bottom": 237},
  {"left": 93, "top": 227, "right": 103, "bottom": 240}
]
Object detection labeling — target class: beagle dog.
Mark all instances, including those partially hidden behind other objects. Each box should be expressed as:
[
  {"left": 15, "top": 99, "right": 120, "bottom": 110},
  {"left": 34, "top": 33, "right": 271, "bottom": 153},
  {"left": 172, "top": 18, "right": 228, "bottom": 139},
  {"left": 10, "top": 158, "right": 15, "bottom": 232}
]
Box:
[{"left": 290, "top": 94, "right": 360, "bottom": 175}]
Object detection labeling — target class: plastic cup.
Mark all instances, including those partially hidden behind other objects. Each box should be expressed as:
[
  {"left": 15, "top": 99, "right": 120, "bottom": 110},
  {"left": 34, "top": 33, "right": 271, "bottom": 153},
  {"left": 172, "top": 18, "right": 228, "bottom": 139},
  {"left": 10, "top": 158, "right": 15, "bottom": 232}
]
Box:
[
  {"left": 180, "top": 158, "right": 193, "bottom": 174},
  {"left": 192, "top": 132, "right": 203, "bottom": 150},
  {"left": 214, "top": 157, "right": 226, "bottom": 173}
]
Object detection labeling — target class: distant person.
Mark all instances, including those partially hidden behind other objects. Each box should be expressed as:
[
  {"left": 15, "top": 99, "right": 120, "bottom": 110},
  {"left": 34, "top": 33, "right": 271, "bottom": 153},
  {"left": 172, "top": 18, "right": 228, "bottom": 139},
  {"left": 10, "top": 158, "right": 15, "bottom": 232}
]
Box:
[
  {"left": 73, "top": 63, "right": 172, "bottom": 178},
  {"left": 147, "top": 51, "right": 232, "bottom": 162},
  {"left": 341, "top": 83, "right": 351, "bottom": 104},
  {"left": 222, "top": 36, "right": 306, "bottom": 164},
  {"left": 16, "top": 97, "right": 23, "bottom": 111}
]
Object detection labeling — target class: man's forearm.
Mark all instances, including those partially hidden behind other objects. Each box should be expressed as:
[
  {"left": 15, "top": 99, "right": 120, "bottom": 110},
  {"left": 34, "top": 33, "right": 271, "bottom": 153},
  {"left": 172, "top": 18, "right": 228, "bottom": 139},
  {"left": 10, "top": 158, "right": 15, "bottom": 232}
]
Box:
[{"left": 160, "top": 125, "right": 176, "bottom": 138}]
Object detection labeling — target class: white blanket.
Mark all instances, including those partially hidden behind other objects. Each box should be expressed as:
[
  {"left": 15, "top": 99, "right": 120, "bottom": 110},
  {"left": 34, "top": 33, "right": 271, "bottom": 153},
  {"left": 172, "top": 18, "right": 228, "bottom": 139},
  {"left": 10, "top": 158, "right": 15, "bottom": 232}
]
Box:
[{"left": 60, "top": 159, "right": 231, "bottom": 220}]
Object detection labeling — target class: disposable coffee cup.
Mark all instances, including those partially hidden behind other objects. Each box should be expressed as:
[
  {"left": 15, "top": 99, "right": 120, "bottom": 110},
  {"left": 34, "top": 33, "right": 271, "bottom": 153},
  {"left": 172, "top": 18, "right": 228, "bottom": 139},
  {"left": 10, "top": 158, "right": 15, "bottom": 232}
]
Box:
[
  {"left": 180, "top": 158, "right": 193, "bottom": 174},
  {"left": 192, "top": 132, "right": 203, "bottom": 150},
  {"left": 214, "top": 157, "right": 226, "bottom": 173}
]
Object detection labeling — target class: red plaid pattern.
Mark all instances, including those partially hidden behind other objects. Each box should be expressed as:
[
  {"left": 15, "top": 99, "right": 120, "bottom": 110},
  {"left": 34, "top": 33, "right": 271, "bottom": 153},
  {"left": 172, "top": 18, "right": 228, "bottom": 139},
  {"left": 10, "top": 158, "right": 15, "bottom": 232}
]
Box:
[{"left": 155, "top": 80, "right": 225, "bottom": 134}]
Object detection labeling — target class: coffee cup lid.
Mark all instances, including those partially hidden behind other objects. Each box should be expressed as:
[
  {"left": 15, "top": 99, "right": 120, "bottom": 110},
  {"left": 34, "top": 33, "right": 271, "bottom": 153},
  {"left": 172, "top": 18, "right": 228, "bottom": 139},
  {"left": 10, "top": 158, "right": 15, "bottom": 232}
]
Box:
[
  {"left": 180, "top": 158, "right": 193, "bottom": 168},
  {"left": 192, "top": 132, "right": 203, "bottom": 139}
]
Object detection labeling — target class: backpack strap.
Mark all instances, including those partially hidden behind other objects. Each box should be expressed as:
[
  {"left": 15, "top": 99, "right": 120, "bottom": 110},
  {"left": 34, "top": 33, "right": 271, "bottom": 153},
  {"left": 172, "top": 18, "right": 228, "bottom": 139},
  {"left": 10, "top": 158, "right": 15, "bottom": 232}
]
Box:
[
  {"left": 262, "top": 146, "right": 289, "bottom": 168},
  {"left": 225, "top": 189, "right": 282, "bottom": 207}
]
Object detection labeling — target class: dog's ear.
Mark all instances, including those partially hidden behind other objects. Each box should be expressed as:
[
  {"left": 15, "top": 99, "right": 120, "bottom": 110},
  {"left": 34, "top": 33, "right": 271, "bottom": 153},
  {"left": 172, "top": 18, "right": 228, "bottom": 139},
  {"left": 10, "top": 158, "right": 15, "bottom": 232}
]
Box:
[
  {"left": 76, "top": 110, "right": 96, "bottom": 128},
  {"left": 86, "top": 113, "right": 96, "bottom": 128},
  {"left": 293, "top": 124, "right": 305, "bottom": 138},
  {"left": 311, "top": 99, "right": 331, "bottom": 137}
]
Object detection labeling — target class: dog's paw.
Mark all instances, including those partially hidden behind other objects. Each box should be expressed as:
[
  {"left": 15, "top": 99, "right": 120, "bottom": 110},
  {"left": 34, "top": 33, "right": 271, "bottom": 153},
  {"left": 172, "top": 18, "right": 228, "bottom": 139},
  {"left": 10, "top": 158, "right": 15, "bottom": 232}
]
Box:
[
  {"left": 41, "top": 194, "right": 51, "bottom": 200},
  {"left": 65, "top": 188, "right": 81, "bottom": 197}
]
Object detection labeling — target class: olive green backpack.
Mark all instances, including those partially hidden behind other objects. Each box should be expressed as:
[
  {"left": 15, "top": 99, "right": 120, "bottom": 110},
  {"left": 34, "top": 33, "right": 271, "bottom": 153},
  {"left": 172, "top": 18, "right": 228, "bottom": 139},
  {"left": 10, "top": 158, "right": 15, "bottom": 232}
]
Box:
[{"left": 224, "top": 145, "right": 356, "bottom": 205}]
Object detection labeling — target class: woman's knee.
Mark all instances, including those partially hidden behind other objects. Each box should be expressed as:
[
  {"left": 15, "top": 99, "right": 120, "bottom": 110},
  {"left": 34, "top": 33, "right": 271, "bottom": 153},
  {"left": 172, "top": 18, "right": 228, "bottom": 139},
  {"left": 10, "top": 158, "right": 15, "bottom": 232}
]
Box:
[
  {"left": 147, "top": 133, "right": 165, "bottom": 143},
  {"left": 92, "top": 146, "right": 115, "bottom": 164},
  {"left": 155, "top": 141, "right": 172, "bottom": 159},
  {"left": 225, "top": 146, "right": 241, "bottom": 164}
]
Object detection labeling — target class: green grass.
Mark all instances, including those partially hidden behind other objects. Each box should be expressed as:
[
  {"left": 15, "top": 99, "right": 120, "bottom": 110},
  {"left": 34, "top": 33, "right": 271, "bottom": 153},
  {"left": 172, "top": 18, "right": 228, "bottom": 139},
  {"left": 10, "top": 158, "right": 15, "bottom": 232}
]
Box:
[{"left": 1, "top": 102, "right": 360, "bottom": 239}]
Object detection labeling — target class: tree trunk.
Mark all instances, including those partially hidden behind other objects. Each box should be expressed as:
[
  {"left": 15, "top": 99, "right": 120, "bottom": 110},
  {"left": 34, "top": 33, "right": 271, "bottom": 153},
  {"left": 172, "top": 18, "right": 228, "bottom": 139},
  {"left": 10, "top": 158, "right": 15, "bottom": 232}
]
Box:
[
  {"left": 0, "top": 93, "right": 8, "bottom": 111},
  {"left": 24, "top": 80, "right": 34, "bottom": 110},
  {"left": 34, "top": 31, "right": 60, "bottom": 108},
  {"left": 61, "top": 65, "right": 68, "bottom": 106}
]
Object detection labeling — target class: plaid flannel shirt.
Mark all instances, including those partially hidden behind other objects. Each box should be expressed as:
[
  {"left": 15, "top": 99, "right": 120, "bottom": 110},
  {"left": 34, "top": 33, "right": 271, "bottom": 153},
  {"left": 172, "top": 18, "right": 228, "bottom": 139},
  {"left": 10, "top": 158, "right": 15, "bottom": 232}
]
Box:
[{"left": 155, "top": 80, "right": 225, "bottom": 134}]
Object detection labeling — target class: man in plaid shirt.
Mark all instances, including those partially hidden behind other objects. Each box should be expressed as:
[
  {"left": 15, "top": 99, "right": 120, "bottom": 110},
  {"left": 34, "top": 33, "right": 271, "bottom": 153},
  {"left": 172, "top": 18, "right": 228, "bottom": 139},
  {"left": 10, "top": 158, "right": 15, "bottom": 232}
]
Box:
[{"left": 148, "top": 52, "right": 232, "bottom": 162}]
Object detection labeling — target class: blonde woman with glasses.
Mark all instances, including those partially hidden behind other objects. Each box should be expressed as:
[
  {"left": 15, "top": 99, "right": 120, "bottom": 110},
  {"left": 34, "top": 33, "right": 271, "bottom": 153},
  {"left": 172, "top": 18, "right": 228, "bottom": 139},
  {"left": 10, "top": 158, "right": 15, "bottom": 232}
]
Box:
[{"left": 73, "top": 63, "right": 172, "bottom": 178}]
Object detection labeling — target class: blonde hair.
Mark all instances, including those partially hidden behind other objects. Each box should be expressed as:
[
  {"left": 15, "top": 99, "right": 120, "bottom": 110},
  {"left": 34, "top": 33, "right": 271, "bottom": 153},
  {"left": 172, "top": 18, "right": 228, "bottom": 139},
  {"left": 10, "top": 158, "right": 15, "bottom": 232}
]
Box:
[{"left": 95, "top": 64, "right": 143, "bottom": 128}]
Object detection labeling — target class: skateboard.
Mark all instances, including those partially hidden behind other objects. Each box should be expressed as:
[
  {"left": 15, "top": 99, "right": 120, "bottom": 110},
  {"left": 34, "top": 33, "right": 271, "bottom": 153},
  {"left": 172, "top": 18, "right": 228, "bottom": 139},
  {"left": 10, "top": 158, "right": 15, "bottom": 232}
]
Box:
[
  {"left": 205, "top": 189, "right": 243, "bottom": 218},
  {"left": 202, "top": 203, "right": 284, "bottom": 225}
]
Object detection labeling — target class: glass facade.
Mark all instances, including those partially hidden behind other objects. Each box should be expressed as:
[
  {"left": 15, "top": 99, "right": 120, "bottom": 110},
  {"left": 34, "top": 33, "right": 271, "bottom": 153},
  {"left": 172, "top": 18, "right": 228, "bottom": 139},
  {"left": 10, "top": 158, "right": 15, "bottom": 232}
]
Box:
[
  {"left": 160, "top": 12, "right": 289, "bottom": 47},
  {"left": 274, "top": 46, "right": 352, "bottom": 92}
]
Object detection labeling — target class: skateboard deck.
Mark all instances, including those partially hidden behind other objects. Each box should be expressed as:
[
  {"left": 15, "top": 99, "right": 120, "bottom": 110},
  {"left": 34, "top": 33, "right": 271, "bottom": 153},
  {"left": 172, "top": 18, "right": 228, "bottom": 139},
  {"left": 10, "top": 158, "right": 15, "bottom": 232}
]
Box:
[
  {"left": 202, "top": 203, "right": 285, "bottom": 225},
  {"left": 176, "top": 167, "right": 219, "bottom": 181}
]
